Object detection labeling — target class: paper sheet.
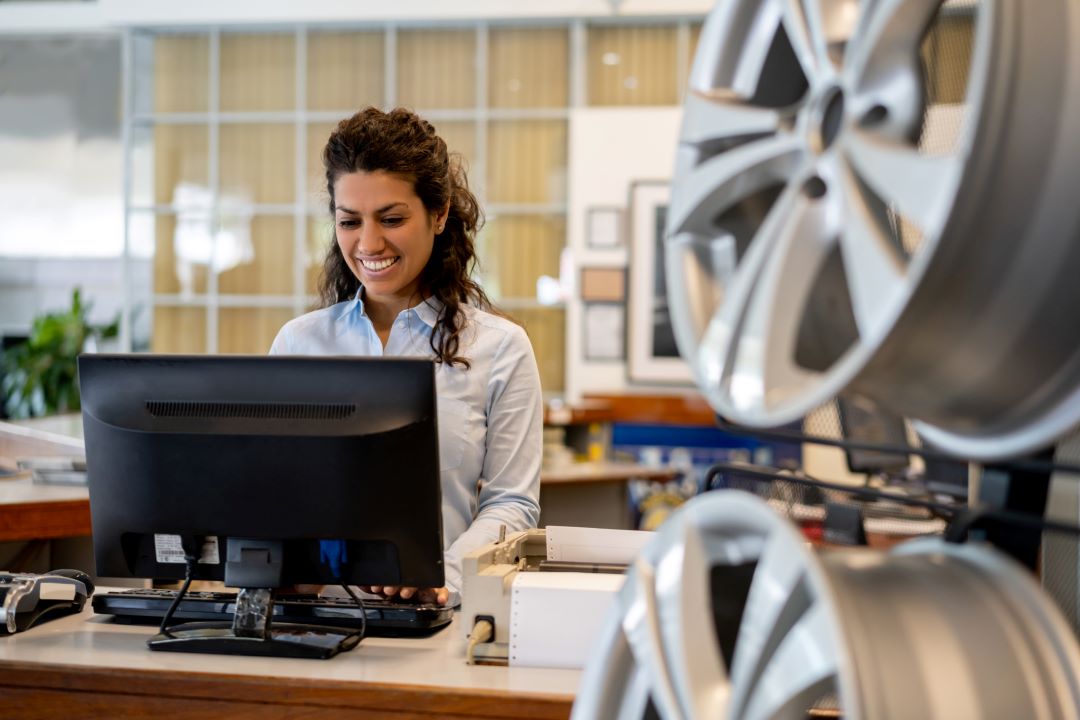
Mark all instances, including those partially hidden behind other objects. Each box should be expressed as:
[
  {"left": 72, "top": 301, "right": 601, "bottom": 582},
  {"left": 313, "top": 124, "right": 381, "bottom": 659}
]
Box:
[
  {"left": 509, "top": 572, "right": 624, "bottom": 668},
  {"left": 545, "top": 525, "right": 652, "bottom": 564}
]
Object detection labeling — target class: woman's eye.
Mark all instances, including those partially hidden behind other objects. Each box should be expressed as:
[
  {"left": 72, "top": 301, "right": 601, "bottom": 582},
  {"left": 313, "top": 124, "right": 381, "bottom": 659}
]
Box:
[
  {"left": 382, "top": 217, "right": 403, "bottom": 226},
  {"left": 338, "top": 220, "right": 358, "bottom": 228}
]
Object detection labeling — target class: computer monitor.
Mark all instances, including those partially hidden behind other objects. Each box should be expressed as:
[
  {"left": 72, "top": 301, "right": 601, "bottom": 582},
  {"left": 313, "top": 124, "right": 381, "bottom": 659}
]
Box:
[
  {"left": 835, "top": 394, "right": 911, "bottom": 477},
  {"left": 78, "top": 354, "right": 444, "bottom": 658}
]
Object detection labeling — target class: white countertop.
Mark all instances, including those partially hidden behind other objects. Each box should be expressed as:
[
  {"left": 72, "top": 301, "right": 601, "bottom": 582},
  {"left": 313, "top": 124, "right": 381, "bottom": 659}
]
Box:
[
  {"left": 0, "top": 590, "right": 583, "bottom": 697},
  {"left": 0, "top": 474, "right": 87, "bottom": 506}
]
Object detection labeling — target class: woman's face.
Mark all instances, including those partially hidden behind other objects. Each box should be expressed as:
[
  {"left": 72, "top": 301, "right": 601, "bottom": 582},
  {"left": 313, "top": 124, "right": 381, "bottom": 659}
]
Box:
[{"left": 332, "top": 170, "right": 447, "bottom": 309}]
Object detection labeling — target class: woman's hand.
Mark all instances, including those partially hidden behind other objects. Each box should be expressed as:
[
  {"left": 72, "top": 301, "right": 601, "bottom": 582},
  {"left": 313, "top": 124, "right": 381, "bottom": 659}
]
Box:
[{"left": 362, "top": 585, "right": 450, "bottom": 605}]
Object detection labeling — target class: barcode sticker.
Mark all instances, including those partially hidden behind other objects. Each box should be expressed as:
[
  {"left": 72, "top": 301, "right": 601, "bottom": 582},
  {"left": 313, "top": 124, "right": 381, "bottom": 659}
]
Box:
[{"left": 153, "top": 534, "right": 221, "bottom": 565}]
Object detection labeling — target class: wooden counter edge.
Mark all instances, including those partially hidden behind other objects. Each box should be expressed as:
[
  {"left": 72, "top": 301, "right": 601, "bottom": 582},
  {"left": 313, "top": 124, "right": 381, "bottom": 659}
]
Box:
[
  {"left": 0, "top": 660, "right": 574, "bottom": 720},
  {"left": 0, "top": 498, "right": 91, "bottom": 541}
]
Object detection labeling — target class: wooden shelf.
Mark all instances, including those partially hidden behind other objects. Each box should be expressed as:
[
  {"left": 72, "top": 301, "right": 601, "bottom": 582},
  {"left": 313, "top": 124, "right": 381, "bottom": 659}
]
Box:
[{"left": 581, "top": 393, "right": 717, "bottom": 426}]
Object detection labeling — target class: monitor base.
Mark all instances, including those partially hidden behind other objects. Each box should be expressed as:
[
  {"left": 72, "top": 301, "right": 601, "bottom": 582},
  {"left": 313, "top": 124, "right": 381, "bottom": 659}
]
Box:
[{"left": 147, "top": 621, "right": 361, "bottom": 659}]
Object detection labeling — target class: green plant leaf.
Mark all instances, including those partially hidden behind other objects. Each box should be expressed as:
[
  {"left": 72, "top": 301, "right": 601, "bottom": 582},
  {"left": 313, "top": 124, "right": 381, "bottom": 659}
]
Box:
[{"left": 1, "top": 287, "right": 121, "bottom": 418}]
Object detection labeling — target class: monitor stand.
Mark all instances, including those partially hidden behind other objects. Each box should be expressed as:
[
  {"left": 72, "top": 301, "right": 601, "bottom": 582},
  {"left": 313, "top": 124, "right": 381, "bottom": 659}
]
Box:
[{"left": 146, "top": 587, "right": 362, "bottom": 659}]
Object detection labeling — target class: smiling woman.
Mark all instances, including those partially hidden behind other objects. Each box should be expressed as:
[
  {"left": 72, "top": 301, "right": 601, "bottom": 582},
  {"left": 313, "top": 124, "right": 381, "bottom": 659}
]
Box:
[
  {"left": 331, "top": 171, "right": 444, "bottom": 346},
  {"left": 269, "top": 107, "right": 543, "bottom": 605}
]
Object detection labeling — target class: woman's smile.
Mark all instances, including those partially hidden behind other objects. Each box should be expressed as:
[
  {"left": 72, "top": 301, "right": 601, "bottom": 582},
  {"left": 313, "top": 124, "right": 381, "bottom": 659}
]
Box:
[{"left": 358, "top": 255, "right": 400, "bottom": 273}]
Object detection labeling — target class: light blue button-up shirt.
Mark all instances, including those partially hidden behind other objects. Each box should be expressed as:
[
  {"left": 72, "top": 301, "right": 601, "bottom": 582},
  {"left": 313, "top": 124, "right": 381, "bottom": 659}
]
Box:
[{"left": 269, "top": 291, "right": 543, "bottom": 593}]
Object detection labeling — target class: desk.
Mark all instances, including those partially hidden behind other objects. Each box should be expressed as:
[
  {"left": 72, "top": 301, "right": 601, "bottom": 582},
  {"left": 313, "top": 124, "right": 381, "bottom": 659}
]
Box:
[
  {"left": 0, "top": 421, "right": 90, "bottom": 566},
  {"left": 0, "top": 477, "right": 89, "bottom": 542},
  {"left": 0, "top": 597, "right": 579, "bottom": 719}
]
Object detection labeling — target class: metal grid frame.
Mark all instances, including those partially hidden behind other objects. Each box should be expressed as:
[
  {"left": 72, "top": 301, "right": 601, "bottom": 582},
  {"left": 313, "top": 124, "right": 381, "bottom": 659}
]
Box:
[{"left": 120, "top": 17, "right": 704, "bottom": 353}]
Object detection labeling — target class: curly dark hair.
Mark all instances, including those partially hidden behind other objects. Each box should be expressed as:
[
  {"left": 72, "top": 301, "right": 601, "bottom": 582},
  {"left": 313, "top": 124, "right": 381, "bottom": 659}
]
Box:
[{"left": 319, "top": 107, "right": 493, "bottom": 368}]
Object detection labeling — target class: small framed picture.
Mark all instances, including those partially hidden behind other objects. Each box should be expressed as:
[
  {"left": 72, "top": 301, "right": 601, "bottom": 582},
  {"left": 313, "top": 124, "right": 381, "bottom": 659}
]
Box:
[
  {"left": 583, "top": 302, "right": 625, "bottom": 361},
  {"left": 586, "top": 206, "right": 625, "bottom": 249},
  {"left": 626, "top": 180, "right": 694, "bottom": 385},
  {"left": 579, "top": 266, "right": 625, "bottom": 303}
]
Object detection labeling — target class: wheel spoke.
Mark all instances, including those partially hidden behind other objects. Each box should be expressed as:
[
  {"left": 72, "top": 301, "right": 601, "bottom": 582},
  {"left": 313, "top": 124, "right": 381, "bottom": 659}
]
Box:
[
  {"left": 694, "top": 185, "right": 794, "bottom": 403},
  {"left": 844, "top": 0, "right": 942, "bottom": 87},
  {"left": 681, "top": 91, "right": 783, "bottom": 147},
  {"left": 838, "top": 164, "right": 909, "bottom": 338},
  {"left": 728, "top": 531, "right": 815, "bottom": 718},
  {"left": 620, "top": 560, "right": 684, "bottom": 720},
  {"left": 690, "top": 0, "right": 785, "bottom": 100},
  {"left": 570, "top": 606, "right": 638, "bottom": 720},
  {"left": 740, "top": 603, "right": 839, "bottom": 720},
  {"left": 843, "top": 127, "right": 960, "bottom": 237},
  {"left": 725, "top": 183, "right": 831, "bottom": 412},
  {"left": 654, "top": 523, "right": 734, "bottom": 718},
  {"left": 616, "top": 665, "right": 654, "bottom": 720},
  {"left": 669, "top": 134, "right": 805, "bottom": 237},
  {"left": 780, "top": 0, "right": 831, "bottom": 77},
  {"left": 664, "top": 231, "right": 734, "bottom": 369}
]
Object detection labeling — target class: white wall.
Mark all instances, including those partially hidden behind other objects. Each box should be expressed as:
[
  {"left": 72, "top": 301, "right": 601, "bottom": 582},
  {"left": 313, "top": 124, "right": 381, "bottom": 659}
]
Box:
[{"left": 565, "top": 106, "right": 688, "bottom": 401}]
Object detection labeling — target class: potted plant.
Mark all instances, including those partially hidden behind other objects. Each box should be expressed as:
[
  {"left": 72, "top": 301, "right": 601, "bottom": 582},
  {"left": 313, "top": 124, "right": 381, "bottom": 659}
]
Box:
[{"left": 1, "top": 288, "right": 119, "bottom": 419}]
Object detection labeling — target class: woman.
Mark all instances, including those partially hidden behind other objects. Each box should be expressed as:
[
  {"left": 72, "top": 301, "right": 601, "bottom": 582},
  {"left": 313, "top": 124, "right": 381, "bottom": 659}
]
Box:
[{"left": 270, "top": 107, "right": 542, "bottom": 605}]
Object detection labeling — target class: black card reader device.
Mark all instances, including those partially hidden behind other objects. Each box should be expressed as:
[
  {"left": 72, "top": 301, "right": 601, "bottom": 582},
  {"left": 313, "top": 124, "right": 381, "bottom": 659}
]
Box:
[{"left": 0, "top": 569, "right": 94, "bottom": 634}]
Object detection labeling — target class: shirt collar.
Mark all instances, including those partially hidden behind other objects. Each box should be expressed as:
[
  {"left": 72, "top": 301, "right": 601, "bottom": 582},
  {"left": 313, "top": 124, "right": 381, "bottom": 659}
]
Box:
[
  {"left": 351, "top": 286, "right": 367, "bottom": 317},
  {"left": 413, "top": 296, "right": 443, "bottom": 329},
  {"left": 351, "top": 285, "right": 443, "bottom": 328}
]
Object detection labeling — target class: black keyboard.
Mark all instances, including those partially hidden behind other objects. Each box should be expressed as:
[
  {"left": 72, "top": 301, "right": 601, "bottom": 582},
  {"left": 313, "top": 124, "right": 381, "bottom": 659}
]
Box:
[{"left": 92, "top": 589, "right": 453, "bottom": 637}]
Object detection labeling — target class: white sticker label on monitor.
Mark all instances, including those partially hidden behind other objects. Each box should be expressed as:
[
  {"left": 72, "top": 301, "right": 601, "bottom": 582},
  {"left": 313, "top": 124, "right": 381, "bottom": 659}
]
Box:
[{"left": 153, "top": 535, "right": 221, "bottom": 565}]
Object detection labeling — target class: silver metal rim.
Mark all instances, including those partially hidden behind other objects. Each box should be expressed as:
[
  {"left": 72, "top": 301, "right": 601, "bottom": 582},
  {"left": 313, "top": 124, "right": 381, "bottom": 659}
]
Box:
[
  {"left": 571, "top": 491, "right": 1080, "bottom": 719},
  {"left": 667, "top": 0, "right": 1080, "bottom": 459}
]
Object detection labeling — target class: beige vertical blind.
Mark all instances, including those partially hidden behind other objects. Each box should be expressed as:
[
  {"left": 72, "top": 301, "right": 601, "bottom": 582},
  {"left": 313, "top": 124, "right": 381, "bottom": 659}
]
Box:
[
  {"left": 587, "top": 25, "right": 679, "bottom": 106},
  {"left": 219, "top": 124, "right": 295, "bottom": 204},
  {"left": 489, "top": 27, "right": 569, "bottom": 108},
  {"left": 306, "top": 31, "right": 384, "bottom": 112},
  {"left": 487, "top": 120, "right": 567, "bottom": 204},
  {"left": 220, "top": 33, "right": 296, "bottom": 112},
  {"left": 306, "top": 121, "right": 337, "bottom": 208},
  {"left": 433, "top": 120, "right": 476, "bottom": 171},
  {"left": 306, "top": 215, "right": 334, "bottom": 297},
  {"left": 154, "top": 215, "right": 207, "bottom": 295},
  {"left": 152, "top": 307, "right": 208, "bottom": 353},
  {"left": 512, "top": 308, "right": 566, "bottom": 393},
  {"left": 152, "top": 125, "right": 208, "bottom": 206},
  {"left": 481, "top": 215, "right": 565, "bottom": 298},
  {"left": 219, "top": 308, "right": 295, "bottom": 354},
  {"left": 397, "top": 29, "right": 476, "bottom": 109},
  {"left": 922, "top": 12, "right": 974, "bottom": 104},
  {"left": 153, "top": 35, "right": 209, "bottom": 113},
  {"left": 216, "top": 216, "right": 294, "bottom": 296}
]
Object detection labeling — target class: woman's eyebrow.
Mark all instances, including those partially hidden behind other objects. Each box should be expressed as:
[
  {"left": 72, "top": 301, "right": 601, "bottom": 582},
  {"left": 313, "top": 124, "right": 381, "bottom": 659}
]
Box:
[{"left": 335, "top": 202, "right": 409, "bottom": 216}]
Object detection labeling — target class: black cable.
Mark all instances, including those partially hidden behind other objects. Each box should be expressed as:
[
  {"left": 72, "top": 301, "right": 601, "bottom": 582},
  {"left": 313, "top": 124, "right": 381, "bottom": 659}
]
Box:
[
  {"left": 706, "top": 461, "right": 960, "bottom": 516},
  {"left": 158, "top": 546, "right": 199, "bottom": 639},
  {"left": 705, "top": 461, "right": 1080, "bottom": 541},
  {"left": 713, "top": 415, "right": 1080, "bottom": 476},
  {"left": 340, "top": 583, "right": 368, "bottom": 642}
]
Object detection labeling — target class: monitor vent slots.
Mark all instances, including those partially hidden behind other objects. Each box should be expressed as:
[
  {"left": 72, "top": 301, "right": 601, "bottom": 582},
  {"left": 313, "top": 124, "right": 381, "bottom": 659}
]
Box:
[{"left": 145, "top": 401, "right": 357, "bottom": 420}]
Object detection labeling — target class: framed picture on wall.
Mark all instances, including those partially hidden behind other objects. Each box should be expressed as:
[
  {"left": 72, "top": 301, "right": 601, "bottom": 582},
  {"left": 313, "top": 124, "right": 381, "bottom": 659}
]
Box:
[
  {"left": 579, "top": 266, "right": 626, "bottom": 362},
  {"left": 586, "top": 206, "right": 625, "bottom": 249},
  {"left": 583, "top": 303, "right": 625, "bottom": 361},
  {"left": 626, "top": 180, "right": 694, "bottom": 385},
  {"left": 579, "top": 266, "right": 625, "bottom": 303}
]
